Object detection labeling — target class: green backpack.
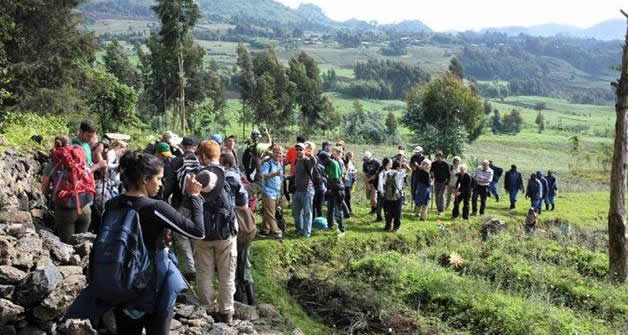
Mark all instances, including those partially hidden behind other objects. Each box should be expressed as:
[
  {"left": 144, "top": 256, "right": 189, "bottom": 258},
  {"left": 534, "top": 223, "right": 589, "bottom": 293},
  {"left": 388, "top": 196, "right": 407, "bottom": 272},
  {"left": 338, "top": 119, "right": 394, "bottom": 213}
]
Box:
[{"left": 384, "top": 171, "right": 401, "bottom": 201}]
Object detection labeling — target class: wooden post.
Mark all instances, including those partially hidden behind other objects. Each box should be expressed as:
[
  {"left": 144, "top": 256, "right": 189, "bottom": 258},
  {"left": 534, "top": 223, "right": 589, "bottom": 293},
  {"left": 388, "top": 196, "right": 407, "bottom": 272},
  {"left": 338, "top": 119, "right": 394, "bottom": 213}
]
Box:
[{"left": 608, "top": 10, "right": 628, "bottom": 282}]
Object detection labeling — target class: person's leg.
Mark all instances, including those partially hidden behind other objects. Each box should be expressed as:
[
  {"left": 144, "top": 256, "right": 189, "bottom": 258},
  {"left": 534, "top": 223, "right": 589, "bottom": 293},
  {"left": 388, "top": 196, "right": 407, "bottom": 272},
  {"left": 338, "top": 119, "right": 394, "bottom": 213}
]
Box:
[
  {"left": 446, "top": 186, "right": 455, "bottom": 209},
  {"left": 420, "top": 204, "right": 428, "bottom": 221},
  {"left": 345, "top": 187, "right": 353, "bottom": 216},
  {"left": 479, "top": 186, "right": 488, "bottom": 215},
  {"left": 263, "top": 197, "right": 281, "bottom": 235},
  {"left": 452, "top": 195, "right": 461, "bottom": 219},
  {"left": 303, "top": 190, "right": 314, "bottom": 237},
  {"left": 462, "top": 195, "right": 470, "bottom": 220},
  {"left": 393, "top": 199, "right": 402, "bottom": 231},
  {"left": 144, "top": 310, "right": 174, "bottom": 335},
  {"left": 313, "top": 191, "right": 322, "bottom": 218},
  {"left": 215, "top": 238, "right": 237, "bottom": 318},
  {"left": 489, "top": 181, "right": 499, "bottom": 202},
  {"left": 76, "top": 205, "right": 91, "bottom": 234},
  {"left": 335, "top": 190, "right": 345, "bottom": 233},
  {"left": 375, "top": 192, "right": 383, "bottom": 221},
  {"left": 193, "top": 240, "right": 217, "bottom": 309},
  {"left": 544, "top": 195, "right": 550, "bottom": 211},
  {"left": 471, "top": 188, "right": 478, "bottom": 215},
  {"left": 509, "top": 189, "right": 518, "bottom": 209},
  {"left": 435, "top": 182, "right": 446, "bottom": 213},
  {"left": 384, "top": 200, "right": 393, "bottom": 231},
  {"left": 114, "top": 308, "right": 144, "bottom": 335},
  {"left": 292, "top": 192, "right": 304, "bottom": 235},
  {"left": 549, "top": 195, "right": 555, "bottom": 210},
  {"left": 326, "top": 192, "right": 336, "bottom": 230},
  {"left": 55, "top": 207, "right": 78, "bottom": 244}
]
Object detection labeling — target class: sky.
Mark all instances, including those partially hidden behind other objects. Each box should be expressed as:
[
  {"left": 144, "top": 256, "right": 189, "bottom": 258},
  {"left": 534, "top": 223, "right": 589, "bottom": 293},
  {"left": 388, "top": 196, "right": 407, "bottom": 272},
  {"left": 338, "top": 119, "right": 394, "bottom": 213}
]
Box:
[{"left": 276, "top": 0, "right": 626, "bottom": 32}]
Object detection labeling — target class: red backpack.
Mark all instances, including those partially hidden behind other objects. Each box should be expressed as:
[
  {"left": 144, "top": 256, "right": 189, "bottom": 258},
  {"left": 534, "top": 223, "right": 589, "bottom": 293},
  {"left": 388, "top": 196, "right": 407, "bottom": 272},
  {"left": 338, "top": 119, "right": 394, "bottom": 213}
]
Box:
[{"left": 49, "top": 145, "right": 96, "bottom": 213}]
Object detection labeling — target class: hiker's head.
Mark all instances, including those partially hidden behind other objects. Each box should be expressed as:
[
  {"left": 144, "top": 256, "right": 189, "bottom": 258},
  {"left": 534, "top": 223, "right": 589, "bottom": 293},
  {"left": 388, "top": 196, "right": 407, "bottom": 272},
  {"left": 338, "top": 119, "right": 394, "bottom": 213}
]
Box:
[
  {"left": 435, "top": 151, "right": 444, "bottom": 161},
  {"left": 345, "top": 151, "right": 354, "bottom": 162},
  {"left": 54, "top": 135, "right": 70, "bottom": 148},
  {"left": 421, "top": 159, "right": 432, "bottom": 170},
  {"left": 530, "top": 173, "right": 537, "bottom": 180},
  {"left": 482, "top": 160, "right": 490, "bottom": 170},
  {"left": 210, "top": 134, "right": 223, "bottom": 145},
  {"left": 120, "top": 151, "right": 164, "bottom": 196},
  {"left": 250, "top": 129, "right": 262, "bottom": 142},
  {"left": 181, "top": 137, "right": 198, "bottom": 153},
  {"left": 322, "top": 141, "right": 330, "bottom": 152},
  {"left": 305, "top": 141, "right": 315, "bottom": 153},
  {"left": 332, "top": 146, "right": 342, "bottom": 159},
  {"left": 363, "top": 151, "right": 373, "bottom": 162},
  {"left": 295, "top": 143, "right": 305, "bottom": 159},
  {"left": 88, "top": 134, "right": 99, "bottom": 149},
  {"left": 392, "top": 160, "right": 400, "bottom": 170},
  {"left": 225, "top": 135, "right": 237, "bottom": 150},
  {"left": 536, "top": 170, "right": 543, "bottom": 178},
  {"left": 382, "top": 157, "right": 392, "bottom": 170},
  {"left": 413, "top": 146, "right": 423, "bottom": 156},
  {"left": 335, "top": 140, "right": 345, "bottom": 149},
  {"left": 459, "top": 164, "right": 467, "bottom": 174},
  {"left": 220, "top": 152, "right": 235, "bottom": 169},
  {"left": 271, "top": 145, "right": 283, "bottom": 160},
  {"left": 547, "top": 170, "right": 553, "bottom": 176},
  {"left": 319, "top": 150, "right": 331, "bottom": 164},
  {"left": 296, "top": 135, "right": 306, "bottom": 144},
  {"left": 78, "top": 120, "right": 97, "bottom": 143},
  {"left": 511, "top": 164, "right": 517, "bottom": 171},
  {"left": 155, "top": 142, "right": 172, "bottom": 161},
  {"left": 452, "top": 156, "right": 461, "bottom": 165},
  {"left": 198, "top": 140, "right": 221, "bottom": 165}
]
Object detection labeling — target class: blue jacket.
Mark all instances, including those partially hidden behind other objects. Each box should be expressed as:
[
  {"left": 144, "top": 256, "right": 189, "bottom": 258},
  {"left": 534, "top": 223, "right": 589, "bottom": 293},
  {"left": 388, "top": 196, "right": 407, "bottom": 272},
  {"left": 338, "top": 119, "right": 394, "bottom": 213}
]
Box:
[
  {"left": 526, "top": 178, "right": 542, "bottom": 199},
  {"left": 63, "top": 249, "right": 186, "bottom": 322},
  {"left": 546, "top": 175, "right": 557, "bottom": 196},
  {"left": 536, "top": 171, "right": 549, "bottom": 198}
]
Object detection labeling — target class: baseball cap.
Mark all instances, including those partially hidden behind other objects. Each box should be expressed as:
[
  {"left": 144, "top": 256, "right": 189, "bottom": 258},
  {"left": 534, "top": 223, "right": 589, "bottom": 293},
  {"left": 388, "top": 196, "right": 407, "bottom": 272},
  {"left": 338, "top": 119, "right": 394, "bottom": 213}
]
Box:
[
  {"left": 156, "top": 142, "right": 172, "bottom": 158},
  {"left": 163, "top": 131, "right": 182, "bottom": 145},
  {"left": 210, "top": 134, "right": 223, "bottom": 145},
  {"left": 363, "top": 151, "right": 373, "bottom": 160},
  {"left": 413, "top": 146, "right": 423, "bottom": 153},
  {"left": 295, "top": 143, "right": 305, "bottom": 150},
  {"left": 181, "top": 137, "right": 197, "bottom": 147},
  {"left": 251, "top": 130, "right": 262, "bottom": 139}
]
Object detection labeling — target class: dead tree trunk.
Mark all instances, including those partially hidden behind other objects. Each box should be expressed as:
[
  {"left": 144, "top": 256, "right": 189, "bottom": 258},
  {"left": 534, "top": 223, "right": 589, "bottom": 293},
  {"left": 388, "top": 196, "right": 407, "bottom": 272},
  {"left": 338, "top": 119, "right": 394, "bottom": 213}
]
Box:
[{"left": 609, "top": 10, "right": 628, "bottom": 282}]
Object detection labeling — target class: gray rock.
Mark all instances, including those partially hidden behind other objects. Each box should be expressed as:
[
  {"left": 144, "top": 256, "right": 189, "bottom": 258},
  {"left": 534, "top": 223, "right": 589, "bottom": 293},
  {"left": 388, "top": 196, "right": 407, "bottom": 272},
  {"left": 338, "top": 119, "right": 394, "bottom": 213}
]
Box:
[
  {"left": 70, "top": 233, "right": 96, "bottom": 247},
  {"left": 33, "top": 274, "right": 87, "bottom": 321},
  {"left": 291, "top": 328, "right": 306, "bottom": 335},
  {"left": 0, "top": 236, "right": 16, "bottom": 266},
  {"left": 234, "top": 301, "right": 259, "bottom": 321},
  {"left": 208, "top": 323, "right": 238, "bottom": 335},
  {"left": 68, "top": 255, "right": 81, "bottom": 266},
  {"left": 0, "top": 266, "right": 27, "bottom": 285},
  {"left": 15, "top": 263, "right": 62, "bottom": 307},
  {"left": 0, "top": 285, "right": 14, "bottom": 299},
  {"left": 6, "top": 225, "right": 27, "bottom": 239},
  {"left": 34, "top": 256, "right": 52, "bottom": 270},
  {"left": 12, "top": 234, "right": 44, "bottom": 270},
  {"left": 0, "top": 298, "right": 24, "bottom": 325},
  {"left": 0, "top": 211, "right": 32, "bottom": 225},
  {"left": 57, "top": 319, "right": 97, "bottom": 335},
  {"left": 175, "top": 304, "right": 195, "bottom": 318},
  {"left": 17, "top": 327, "right": 46, "bottom": 335},
  {"left": 75, "top": 242, "right": 91, "bottom": 258},
  {"left": 169, "top": 319, "right": 182, "bottom": 331},
  {"left": 234, "top": 320, "right": 257, "bottom": 334},
  {"left": 58, "top": 266, "right": 83, "bottom": 279},
  {"left": 39, "top": 230, "right": 74, "bottom": 264},
  {"left": 257, "top": 304, "right": 280, "bottom": 319}
]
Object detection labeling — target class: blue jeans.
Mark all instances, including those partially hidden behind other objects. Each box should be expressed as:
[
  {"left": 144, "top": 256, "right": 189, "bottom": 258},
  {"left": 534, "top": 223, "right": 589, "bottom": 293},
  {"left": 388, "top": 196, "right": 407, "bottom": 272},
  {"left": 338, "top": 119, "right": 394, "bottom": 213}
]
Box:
[
  {"left": 327, "top": 189, "right": 345, "bottom": 232},
  {"left": 509, "top": 188, "right": 519, "bottom": 208},
  {"left": 293, "top": 190, "right": 314, "bottom": 237},
  {"left": 531, "top": 197, "right": 542, "bottom": 214},
  {"left": 488, "top": 179, "right": 499, "bottom": 200},
  {"left": 545, "top": 194, "right": 555, "bottom": 206}
]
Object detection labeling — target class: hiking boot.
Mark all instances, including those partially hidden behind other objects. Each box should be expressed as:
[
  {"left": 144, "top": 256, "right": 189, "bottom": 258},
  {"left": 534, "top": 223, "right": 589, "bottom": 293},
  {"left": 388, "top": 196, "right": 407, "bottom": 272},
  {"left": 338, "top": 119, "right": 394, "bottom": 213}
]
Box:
[
  {"left": 216, "top": 312, "right": 234, "bottom": 325},
  {"left": 368, "top": 207, "right": 375, "bottom": 215},
  {"left": 374, "top": 217, "right": 383, "bottom": 222},
  {"left": 551, "top": 204, "right": 555, "bottom": 211}
]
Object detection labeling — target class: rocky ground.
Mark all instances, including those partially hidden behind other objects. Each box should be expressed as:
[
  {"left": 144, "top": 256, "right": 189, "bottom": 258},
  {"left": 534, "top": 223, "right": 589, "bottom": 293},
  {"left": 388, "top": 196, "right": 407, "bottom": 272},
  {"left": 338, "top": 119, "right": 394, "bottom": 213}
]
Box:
[{"left": 0, "top": 150, "right": 302, "bottom": 335}]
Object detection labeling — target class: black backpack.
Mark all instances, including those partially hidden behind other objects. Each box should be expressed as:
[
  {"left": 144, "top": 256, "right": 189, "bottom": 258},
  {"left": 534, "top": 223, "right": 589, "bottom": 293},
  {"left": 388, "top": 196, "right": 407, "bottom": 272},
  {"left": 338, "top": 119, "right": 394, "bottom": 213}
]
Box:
[
  {"left": 241, "top": 144, "right": 259, "bottom": 183},
  {"left": 202, "top": 165, "right": 237, "bottom": 241},
  {"left": 275, "top": 206, "right": 286, "bottom": 233}
]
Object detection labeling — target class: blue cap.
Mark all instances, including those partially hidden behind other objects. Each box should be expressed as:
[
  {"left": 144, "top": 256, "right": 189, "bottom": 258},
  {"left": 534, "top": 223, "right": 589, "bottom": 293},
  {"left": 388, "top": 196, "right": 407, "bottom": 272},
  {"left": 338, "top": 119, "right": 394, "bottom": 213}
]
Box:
[{"left": 210, "top": 134, "right": 223, "bottom": 144}]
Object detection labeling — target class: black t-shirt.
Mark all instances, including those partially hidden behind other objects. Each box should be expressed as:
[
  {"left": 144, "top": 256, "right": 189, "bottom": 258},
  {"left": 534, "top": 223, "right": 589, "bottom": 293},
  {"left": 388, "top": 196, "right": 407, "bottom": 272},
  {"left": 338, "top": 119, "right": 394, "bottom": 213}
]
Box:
[
  {"left": 105, "top": 195, "right": 204, "bottom": 251},
  {"left": 415, "top": 169, "right": 431, "bottom": 186},
  {"left": 456, "top": 172, "right": 472, "bottom": 196},
  {"left": 410, "top": 154, "right": 424, "bottom": 168},
  {"left": 430, "top": 160, "right": 450, "bottom": 184}
]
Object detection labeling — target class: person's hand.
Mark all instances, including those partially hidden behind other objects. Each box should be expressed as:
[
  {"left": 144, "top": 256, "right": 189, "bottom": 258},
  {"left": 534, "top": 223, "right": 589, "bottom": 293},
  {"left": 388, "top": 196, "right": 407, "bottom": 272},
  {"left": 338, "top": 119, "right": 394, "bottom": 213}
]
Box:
[
  {"left": 185, "top": 174, "right": 202, "bottom": 197},
  {"left": 456, "top": 192, "right": 461, "bottom": 197}
]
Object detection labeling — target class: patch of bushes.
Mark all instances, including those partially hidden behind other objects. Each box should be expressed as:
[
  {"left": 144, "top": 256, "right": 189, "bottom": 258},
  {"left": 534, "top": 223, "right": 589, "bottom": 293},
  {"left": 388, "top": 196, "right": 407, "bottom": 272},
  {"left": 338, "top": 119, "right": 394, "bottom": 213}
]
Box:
[{"left": 0, "top": 111, "right": 70, "bottom": 151}]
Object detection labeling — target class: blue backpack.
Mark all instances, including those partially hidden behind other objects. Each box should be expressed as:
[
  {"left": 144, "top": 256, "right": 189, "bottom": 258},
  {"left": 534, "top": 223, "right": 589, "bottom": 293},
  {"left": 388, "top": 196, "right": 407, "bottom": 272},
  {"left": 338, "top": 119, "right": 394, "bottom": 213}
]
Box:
[{"left": 90, "top": 201, "right": 153, "bottom": 306}]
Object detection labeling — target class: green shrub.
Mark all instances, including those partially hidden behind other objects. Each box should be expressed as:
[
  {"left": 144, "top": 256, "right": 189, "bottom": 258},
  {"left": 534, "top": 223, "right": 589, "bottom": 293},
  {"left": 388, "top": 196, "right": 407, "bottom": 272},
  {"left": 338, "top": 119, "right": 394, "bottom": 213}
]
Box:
[{"left": 0, "top": 111, "right": 69, "bottom": 151}]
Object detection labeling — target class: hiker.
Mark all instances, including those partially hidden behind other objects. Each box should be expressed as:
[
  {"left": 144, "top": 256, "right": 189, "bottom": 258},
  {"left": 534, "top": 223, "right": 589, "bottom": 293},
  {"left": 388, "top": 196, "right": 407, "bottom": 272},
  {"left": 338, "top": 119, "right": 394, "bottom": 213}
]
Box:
[
  {"left": 292, "top": 143, "right": 316, "bottom": 237},
  {"left": 321, "top": 149, "right": 345, "bottom": 235},
  {"left": 210, "top": 133, "right": 223, "bottom": 146},
  {"left": 312, "top": 143, "right": 327, "bottom": 220},
  {"left": 106, "top": 140, "right": 127, "bottom": 195},
  {"left": 446, "top": 156, "right": 461, "bottom": 209},
  {"left": 317, "top": 141, "right": 331, "bottom": 160},
  {"left": 224, "top": 135, "right": 239, "bottom": 171},
  {"left": 284, "top": 135, "right": 305, "bottom": 200},
  {"left": 504, "top": 165, "right": 525, "bottom": 209},
  {"left": 64, "top": 150, "right": 205, "bottom": 335},
  {"left": 414, "top": 159, "right": 432, "bottom": 221},
  {"left": 488, "top": 161, "right": 503, "bottom": 202},
  {"left": 90, "top": 140, "right": 110, "bottom": 231},
  {"left": 260, "top": 145, "right": 284, "bottom": 239},
  {"left": 331, "top": 147, "right": 351, "bottom": 219},
  {"left": 409, "top": 146, "right": 425, "bottom": 206},
  {"left": 393, "top": 149, "right": 406, "bottom": 164},
  {"left": 525, "top": 207, "right": 539, "bottom": 233},
  {"left": 375, "top": 157, "right": 392, "bottom": 222},
  {"left": 144, "top": 131, "right": 184, "bottom": 157},
  {"left": 193, "top": 141, "right": 241, "bottom": 325},
  {"left": 343, "top": 151, "right": 357, "bottom": 218},
  {"left": 525, "top": 173, "right": 543, "bottom": 214},
  {"left": 163, "top": 136, "right": 199, "bottom": 281},
  {"left": 536, "top": 171, "right": 549, "bottom": 214},
  {"left": 430, "top": 151, "right": 450, "bottom": 215},
  {"left": 471, "top": 160, "right": 493, "bottom": 216},
  {"left": 41, "top": 132, "right": 96, "bottom": 244},
  {"left": 452, "top": 164, "right": 472, "bottom": 221},
  {"left": 241, "top": 129, "right": 272, "bottom": 200},
  {"left": 545, "top": 170, "right": 558, "bottom": 211},
  {"left": 73, "top": 120, "right": 98, "bottom": 166},
  {"left": 362, "top": 151, "right": 380, "bottom": 215},
  {"left": 383, "top": 160, "right": 411, "bottom": 232}
]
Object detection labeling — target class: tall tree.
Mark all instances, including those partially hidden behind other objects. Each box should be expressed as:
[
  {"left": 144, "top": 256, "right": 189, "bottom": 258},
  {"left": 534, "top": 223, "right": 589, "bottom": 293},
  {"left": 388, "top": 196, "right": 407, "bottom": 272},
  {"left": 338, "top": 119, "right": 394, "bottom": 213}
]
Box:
[
  {"left": 103, "top": 39, "right": 140, "bottom": 89},
  {"left": 150, "top": 0, "right": 201, "bottom": 134},
  {"left": 535, "top": 111, "right": 545, "bottom": 133},
  {"left": 608, "top": 10, "right": 628, "bottom": 283},
  {"left": 1, "top": 0, "right": 97, "bottom": 113},
  {"left": 86, "top": 67, "right": 138, "bottom": 133},
  {"left": 403, "top": 73, "right": 485, "bottom": 156},
  {"left": 236, "top": 44, "right": 256, "bottom": 138}
]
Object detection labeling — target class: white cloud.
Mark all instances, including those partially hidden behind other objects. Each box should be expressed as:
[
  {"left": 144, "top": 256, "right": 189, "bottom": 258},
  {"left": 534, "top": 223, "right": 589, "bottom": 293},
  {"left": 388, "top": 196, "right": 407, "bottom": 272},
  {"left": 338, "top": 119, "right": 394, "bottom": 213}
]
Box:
[{"left": 278, "top": 0, "right": 626, "bottom": 31}]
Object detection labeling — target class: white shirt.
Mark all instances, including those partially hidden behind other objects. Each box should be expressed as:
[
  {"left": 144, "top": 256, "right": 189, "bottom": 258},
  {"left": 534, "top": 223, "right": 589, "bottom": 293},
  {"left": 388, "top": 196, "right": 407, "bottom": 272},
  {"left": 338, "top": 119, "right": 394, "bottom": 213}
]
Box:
[{"left": 475, "top": 167, "right": 494, "bottom": 186}]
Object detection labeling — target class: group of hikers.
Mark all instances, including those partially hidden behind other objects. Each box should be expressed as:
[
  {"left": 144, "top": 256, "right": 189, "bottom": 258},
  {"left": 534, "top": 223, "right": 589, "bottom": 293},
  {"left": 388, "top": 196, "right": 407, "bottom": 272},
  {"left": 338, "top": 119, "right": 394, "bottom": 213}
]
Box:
[{"left": 39, "top": 120, "right": 558, "bottom": 335}]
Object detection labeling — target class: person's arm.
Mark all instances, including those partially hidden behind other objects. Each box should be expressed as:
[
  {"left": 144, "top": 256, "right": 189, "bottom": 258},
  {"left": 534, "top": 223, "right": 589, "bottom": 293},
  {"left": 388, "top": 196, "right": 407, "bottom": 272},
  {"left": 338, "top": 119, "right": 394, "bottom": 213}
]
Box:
[
  {"left": 163, "top": 158, "right": 182, "bottom": 201},
  {"left": 261, "top": 160, "right": 280, "bottom": 180},
  {"left": 154, "top": 176, "right": 204, "bottom": 239}
]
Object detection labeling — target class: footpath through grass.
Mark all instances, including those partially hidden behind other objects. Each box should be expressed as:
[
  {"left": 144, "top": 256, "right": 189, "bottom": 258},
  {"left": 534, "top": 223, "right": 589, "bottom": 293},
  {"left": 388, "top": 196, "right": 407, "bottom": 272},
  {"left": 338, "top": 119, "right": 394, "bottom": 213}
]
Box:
[{"left": 250, "top": 192, "right": 627, "bottom": 335}]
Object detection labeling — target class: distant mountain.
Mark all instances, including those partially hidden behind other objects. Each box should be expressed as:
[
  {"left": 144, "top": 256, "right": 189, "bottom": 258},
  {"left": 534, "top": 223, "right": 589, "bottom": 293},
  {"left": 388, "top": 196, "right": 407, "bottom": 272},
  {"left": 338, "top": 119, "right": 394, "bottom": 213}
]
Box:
[
  {"left": 383, "top": 20, "right": 432, "bottom": 33},
  {"left": 295, "top": 3, "right": 334, "bottom": 26},
  {"left": 481, "top": 19, "right": 624, "bottom": 41}
]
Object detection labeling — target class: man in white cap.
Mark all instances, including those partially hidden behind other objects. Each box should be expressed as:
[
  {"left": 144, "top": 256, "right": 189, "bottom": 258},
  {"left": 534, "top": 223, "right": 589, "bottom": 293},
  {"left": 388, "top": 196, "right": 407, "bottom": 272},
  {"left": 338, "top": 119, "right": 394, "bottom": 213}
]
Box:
[
  {"left": 362, "top": 151, "right": 380, "bottom": 215},
  {"left": 409, "top": 146, "right": 425, "bottom": 207}
]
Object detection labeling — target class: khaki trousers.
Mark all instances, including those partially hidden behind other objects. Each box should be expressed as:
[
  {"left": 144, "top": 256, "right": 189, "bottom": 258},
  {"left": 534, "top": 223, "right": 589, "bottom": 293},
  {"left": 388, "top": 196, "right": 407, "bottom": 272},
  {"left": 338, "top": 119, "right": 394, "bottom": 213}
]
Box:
[
  {"left": 262, "top": 196, "right": 282, "bottom": 236},
  {"left": 193, "top": 237, "right": 237, "bottom": 314}
]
